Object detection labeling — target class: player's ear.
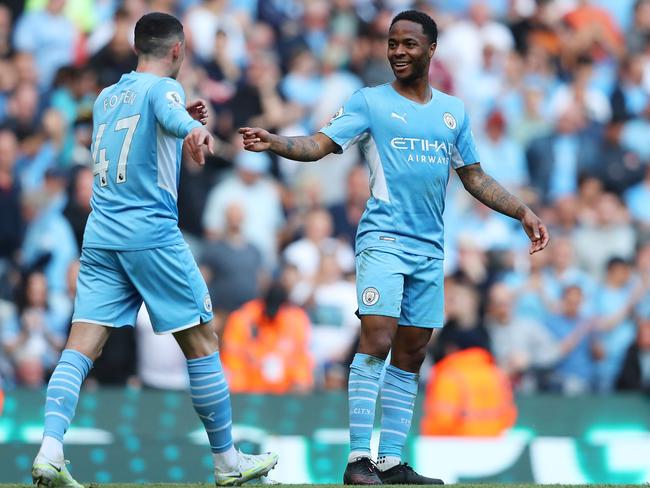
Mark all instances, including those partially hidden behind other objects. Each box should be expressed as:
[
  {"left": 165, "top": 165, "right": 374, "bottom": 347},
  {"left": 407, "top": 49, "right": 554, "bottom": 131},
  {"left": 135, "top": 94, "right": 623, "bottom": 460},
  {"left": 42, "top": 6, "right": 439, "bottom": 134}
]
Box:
[
  {"left": 171, "top": 41, "right": 182, "bottom": 60},
  {"left": 429, "top": 42, "right": 437, "bottom": 59}
]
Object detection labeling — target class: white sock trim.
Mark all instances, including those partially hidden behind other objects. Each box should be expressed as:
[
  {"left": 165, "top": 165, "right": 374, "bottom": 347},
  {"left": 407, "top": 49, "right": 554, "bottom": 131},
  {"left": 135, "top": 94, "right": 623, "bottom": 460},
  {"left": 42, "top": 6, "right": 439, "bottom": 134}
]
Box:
[
  {"left": 213, "top": 445, "right": 238, "bottom": 473},
  {"left": 348, "top": 450, "right": 371, "bottom": 463},
  {"left": 377, "top": 455, "right": 401, "bottom": 471},
  {"left": 39, "top": 436, "right": 64, "bottom": 465}
]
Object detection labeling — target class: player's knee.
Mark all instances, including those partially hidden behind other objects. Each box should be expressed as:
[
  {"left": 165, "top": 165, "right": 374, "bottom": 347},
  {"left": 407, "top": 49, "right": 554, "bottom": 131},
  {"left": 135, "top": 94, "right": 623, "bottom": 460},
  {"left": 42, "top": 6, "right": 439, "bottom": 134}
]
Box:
[
  {"left": 174, "top": 321, "right": 219, "bottom": 359},
  {"left": 392, "top": 343, "right": 428, "bottom": 372},
  {"left": 359, "top": 329, "right": 392, "bottom": 359}
]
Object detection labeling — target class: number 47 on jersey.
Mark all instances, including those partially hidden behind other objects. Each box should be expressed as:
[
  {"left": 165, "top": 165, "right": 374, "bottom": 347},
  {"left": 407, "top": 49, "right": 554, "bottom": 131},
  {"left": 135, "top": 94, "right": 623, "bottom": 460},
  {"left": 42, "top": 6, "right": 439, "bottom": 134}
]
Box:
[{"left": 92, "top": 114, "right": 141, "bottom": 186}]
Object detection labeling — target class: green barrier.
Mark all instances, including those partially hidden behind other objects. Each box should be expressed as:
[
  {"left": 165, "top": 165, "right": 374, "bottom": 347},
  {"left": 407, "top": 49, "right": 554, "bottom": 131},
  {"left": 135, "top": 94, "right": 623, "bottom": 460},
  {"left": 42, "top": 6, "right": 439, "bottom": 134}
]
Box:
[{"left": 1, "top": 390, "right": 649, "bottom": 484}]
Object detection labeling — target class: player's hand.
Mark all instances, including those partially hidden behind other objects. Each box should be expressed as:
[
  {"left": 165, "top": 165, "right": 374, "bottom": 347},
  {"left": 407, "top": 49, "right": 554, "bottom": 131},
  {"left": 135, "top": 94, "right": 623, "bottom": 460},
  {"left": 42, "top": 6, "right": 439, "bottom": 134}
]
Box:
[
  {"left": 184, "top": 126, "right": 214, "bottom": 165},
  {"left": 186, "top": 99, "right": 208, "bottom": 125},
  {"left": 520, "top": 209, "right": 549, "bottom": 255},
  {"left": 239, "top": 127, "right": 272, "bottom": 152}
]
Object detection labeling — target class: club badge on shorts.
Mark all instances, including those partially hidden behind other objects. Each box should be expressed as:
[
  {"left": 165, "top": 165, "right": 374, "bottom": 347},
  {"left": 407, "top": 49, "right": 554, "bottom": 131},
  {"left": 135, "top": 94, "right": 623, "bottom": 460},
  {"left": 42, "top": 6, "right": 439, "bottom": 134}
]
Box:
[
  {"left": 204, "top": 294, "right": 213, "bottom": 313},
  {"left": 362, "top": 287, "right": 380, "bottom": 306}
]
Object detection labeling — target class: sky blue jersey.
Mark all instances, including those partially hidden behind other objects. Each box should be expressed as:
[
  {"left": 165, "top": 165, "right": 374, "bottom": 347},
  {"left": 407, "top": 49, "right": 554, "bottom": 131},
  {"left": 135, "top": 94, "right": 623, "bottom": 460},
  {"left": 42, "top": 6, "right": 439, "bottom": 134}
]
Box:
[
  {"left": 319, "top": 83, "right": 480, "bottom": 258},
  {"left": 83, "top": 71, "right": 202, "bottom": 250}
]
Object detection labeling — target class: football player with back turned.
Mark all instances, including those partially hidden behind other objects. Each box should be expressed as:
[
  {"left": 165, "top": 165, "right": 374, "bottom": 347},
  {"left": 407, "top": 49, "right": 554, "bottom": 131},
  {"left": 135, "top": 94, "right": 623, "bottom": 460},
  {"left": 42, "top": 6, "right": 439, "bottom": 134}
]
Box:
[{"left": 31, "top": 12, "right": 278, "bottom": 488}]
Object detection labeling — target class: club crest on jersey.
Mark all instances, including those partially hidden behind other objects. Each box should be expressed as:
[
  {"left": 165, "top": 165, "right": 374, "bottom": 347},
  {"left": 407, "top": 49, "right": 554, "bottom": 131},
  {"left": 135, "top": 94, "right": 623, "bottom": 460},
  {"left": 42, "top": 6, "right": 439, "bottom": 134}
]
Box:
[
  {"left": 166, "top": 91, "right": 183, "bottom": 108},
  {"left": 362, "top": 287, "right": 380, "bottom": 306},
  {"left": 327, "top": 107, "right": 344, "bottom": 125},
  {"left": 443, "top": 112, "right": 457, "bottom": 130},
  {"left": 204, "top": 294, "right": 213, "bottom": 313}
]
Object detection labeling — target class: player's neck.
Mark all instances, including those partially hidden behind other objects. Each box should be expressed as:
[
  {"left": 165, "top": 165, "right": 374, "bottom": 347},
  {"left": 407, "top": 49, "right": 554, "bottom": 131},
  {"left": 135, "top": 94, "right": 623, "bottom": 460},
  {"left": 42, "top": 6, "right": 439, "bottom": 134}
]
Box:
[
  {"left": 136, "top": 59, "right": 174, "bottom": 79},
  {"left": 391, "top": 78, "right": 432, "bottom": 104}
]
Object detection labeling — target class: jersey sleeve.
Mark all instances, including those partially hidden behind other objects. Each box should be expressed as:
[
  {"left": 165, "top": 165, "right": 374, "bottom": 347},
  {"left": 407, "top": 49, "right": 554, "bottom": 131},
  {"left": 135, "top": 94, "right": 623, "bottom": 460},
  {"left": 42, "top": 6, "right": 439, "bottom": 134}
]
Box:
[
  {"left": 451, "top": 107, "right": 480, "bottom": 170},
  {"left": 149, "top": 78, "right": 202, "bottom": 138},
  {"left": 318, "top": 89, "right": 370, "bottom": 153}
]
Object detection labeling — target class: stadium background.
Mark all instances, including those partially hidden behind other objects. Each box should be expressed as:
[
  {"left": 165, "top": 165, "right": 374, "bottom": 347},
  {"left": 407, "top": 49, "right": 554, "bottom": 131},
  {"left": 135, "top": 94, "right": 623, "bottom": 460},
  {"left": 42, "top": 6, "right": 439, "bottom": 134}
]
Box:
[{"left": 0, "top": 0, "right": 649, "bottom": 484}]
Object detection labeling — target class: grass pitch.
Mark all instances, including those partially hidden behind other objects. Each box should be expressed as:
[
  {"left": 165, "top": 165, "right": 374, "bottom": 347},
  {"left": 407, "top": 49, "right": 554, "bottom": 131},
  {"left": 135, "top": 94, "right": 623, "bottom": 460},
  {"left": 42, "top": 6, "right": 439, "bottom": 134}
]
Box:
[{"left": 0, "top": 484, "right": 638, "bottom": 488}]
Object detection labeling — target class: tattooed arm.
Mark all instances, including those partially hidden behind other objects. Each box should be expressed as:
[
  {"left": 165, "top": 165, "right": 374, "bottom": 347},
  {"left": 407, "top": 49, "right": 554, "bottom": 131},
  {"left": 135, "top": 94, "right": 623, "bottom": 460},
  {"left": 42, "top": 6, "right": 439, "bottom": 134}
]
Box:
[
  {"left": 238, "top": 127, "right": 338, "bottom": 162},
  {"left": 456, "top": 163, "right": 550, "bottom": 254}
]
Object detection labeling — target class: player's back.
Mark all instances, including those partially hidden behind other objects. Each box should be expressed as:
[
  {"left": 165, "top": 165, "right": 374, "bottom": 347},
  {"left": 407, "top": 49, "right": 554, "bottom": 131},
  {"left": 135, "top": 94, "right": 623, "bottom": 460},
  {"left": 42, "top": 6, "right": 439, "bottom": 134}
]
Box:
[{"left": 83, "top": 72, "right": 188, "bottom": 250}]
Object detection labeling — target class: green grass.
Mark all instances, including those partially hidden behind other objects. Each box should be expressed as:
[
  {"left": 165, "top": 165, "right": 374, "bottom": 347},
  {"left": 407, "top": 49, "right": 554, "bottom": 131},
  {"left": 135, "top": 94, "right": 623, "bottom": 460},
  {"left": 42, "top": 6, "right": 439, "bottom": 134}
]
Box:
[{"left": 0, "top": 484, "right": 643, "bottom": 488}]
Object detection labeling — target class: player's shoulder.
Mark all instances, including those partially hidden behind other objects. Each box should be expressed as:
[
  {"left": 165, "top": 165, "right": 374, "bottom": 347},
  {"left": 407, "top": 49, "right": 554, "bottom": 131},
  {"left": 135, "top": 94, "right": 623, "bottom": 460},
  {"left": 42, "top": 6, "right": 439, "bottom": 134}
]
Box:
[
  {"left": 432, "top": 88, "right": 467, "bottom": 115},
  {"left": 358, "top": 83, "right": 393, "bottom": 99}
]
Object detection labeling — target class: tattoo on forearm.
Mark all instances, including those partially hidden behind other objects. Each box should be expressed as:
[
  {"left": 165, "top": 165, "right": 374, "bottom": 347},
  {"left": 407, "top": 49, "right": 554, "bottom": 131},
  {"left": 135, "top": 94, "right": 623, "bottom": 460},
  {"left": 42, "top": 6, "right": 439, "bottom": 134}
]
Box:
[
  {"left": 460, "top": 166, "right": 525, "bottom": 219},
  {"left": 274, "top": 135, "right": 321, "bottom": 162}
]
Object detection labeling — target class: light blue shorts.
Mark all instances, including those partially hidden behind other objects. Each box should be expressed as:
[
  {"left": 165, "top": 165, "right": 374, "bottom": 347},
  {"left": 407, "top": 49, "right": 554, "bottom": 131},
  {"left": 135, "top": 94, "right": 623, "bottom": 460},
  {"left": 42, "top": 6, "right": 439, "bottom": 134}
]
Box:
[
  {"left": 356, "top": 248, "right": 444, "bottom": 328},
  {"left": 72, "top": 243, "right": 213, "bottom": 334}
]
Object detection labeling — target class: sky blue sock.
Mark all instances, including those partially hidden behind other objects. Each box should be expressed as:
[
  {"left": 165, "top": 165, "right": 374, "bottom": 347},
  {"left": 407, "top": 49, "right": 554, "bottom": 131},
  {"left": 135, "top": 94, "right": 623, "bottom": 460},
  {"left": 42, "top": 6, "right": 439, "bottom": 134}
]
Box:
[
  {"left": 43, "top": 349, "right": 93, "bottom": 442},
  {"left": 187, "top": 351, "right": 233, "bottom": 453},
  {"left": 348, "top": 353, "right": 385, "bottom": 457},
  {"left": 378, "top": 364, "right": 418, "bottom": 459}
]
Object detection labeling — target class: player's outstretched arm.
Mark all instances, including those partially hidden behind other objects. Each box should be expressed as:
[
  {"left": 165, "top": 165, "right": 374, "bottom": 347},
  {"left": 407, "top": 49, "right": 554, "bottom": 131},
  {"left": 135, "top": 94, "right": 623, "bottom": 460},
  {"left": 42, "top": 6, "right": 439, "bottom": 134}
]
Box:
[
  {"left": 456, "top": 163, "right": 550, "bottom": 254},
  {"left": 238, "top": 127, "right": 338, "bottom": 162}
]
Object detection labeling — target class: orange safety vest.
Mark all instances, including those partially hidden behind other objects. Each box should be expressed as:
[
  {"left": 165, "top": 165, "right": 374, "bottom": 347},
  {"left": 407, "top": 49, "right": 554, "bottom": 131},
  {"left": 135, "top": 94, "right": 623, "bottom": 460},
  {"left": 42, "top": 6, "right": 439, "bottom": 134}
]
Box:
[
  {"left": 421, "top": 348, "right": 517, "bottom": 436},
  {"left": 221, "top": 299, "right": 313, "bottom": 394}
]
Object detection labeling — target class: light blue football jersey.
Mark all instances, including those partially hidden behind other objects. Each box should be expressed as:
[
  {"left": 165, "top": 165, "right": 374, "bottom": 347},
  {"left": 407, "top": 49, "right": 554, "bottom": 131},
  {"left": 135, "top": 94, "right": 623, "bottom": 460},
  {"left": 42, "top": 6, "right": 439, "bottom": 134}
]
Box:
[
  {"left": 319, "top": 83, "right": 480, "bottom": 258},
  {"left": 83, "top": 71, "right": 202, "bottom": 250}
]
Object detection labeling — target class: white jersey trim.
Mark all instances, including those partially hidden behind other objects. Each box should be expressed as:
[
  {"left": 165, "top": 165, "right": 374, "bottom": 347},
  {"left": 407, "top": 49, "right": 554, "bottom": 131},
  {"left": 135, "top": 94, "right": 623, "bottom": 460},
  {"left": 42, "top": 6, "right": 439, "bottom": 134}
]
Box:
[
  {"left": 156, "top": 124, "right": 178, "bottom": 199},
  {"left": 360, "top": 133, "right": 390, "bottom": 203}
]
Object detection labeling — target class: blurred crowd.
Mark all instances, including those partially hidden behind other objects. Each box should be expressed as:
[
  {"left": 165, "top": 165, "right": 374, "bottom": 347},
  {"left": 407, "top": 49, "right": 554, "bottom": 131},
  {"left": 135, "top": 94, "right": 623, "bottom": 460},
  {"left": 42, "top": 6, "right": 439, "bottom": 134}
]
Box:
[{"left": 1, "top": 0, "right": 650, "bottom": 401}]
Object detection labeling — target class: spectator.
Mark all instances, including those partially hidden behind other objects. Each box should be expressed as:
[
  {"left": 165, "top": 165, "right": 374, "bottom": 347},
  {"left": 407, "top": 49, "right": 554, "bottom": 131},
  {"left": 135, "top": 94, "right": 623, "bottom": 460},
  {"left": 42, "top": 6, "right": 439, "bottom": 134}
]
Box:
[
  {"left": 541, "top": 236, "right": 596, "bottom": 310},
  {"left": 20, "top": 182, "right": 78, "bottom": 295},
  {"left": 184, "top": 0, "right": 247, "bottom": 65},
  {"left": 135, "top": 305, "right": 189, "bottom": 390},
  {"left": 219, "top": 53, "right": 301, "bottom": 137},
  {"left": 592, "top": 257, "right": 647, "bottom": 391},
  {"left": 476, "top": 110, "right": 528, "bottom": 191},
  {"left": 420, "top": 331, "right": 517, "bottom": 436},
  {"left": 593, "top": 120, "right": 645, "bottom": 195},
  {"left": 203, "top": 150, "right": 284, "bottom": 269},
  {"left": 283, "top": 208, "right": 354, "bottom": 289},
  {"left": 62, "top": 165, "right": 93, "bottom": 249},
  {"left": 526, "top": 106, "right": 599, "bottom": 203},
  {"left": 3, "top": 82, "right": 41, "bottom": 142},
  {"left": 201, "top": 202, "right": 264, "bottom": 321},
  {"left": 12, "top": 0, "right": 79, "bottom": 89},
  {"left": 485, "top": 283, "right": 559, "bottom": 392},
  {"left": 221, "top": 279, "right": 313, "bottom": 394},
  {"left": 544, "top": 285, "right": 596, "bottom": 394},
  {"left": 616, "top": 312, "right": 650, "bottom": 392},
  {"left": 437, "top": 0, "right": 514, "bottom": 88},
  {"left": 624, "top": 164, "right": 650, "bottom": 229},
  {"left": 87, "top": 7, "right": 137, "bottom": 88},
  {"left": 0, "top": 130, "right": 23, "bottom": 264},
  {"left": 328, "top": 165, "right": 370, "bottom": 247},
  {"left": 304, "top": 253, "right": 359, "bottom": 381},
  {"left": 548, "top": 55, "right": 612, "bottom": 124},
  {"left": 0, "top": 4, "right": 13, "bottom": 59},
  {"left": 431, "top": 278, "right": 489, "bottom": 363},
  {"left": 1, "top": 270, "right": 67, "bottom": 387},
  {"left": 626, "top": 0, "right": 650, "bottom": 54},
  {"left": 610, "top": 54, "right": 648, "bottom": 121},
  {"left": 573, "top": 193, "right": 637, "bottom": 278}
]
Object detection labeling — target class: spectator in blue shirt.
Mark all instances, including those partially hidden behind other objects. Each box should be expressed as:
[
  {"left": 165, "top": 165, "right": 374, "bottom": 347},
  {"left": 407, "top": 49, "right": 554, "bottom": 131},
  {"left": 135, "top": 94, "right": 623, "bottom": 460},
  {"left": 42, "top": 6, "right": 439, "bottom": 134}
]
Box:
[
  {"left": 12, "top": 0, "right": 78, "bottom": 90},
  {"left": 545, "top": 285, "right": 596, "bottom": 394}
]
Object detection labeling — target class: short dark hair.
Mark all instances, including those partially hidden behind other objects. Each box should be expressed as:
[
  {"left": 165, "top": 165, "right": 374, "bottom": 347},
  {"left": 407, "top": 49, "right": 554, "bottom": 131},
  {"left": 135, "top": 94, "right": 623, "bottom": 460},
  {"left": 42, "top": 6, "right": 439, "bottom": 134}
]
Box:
[
  {"left": 134, "top": 12, "right": 184, "bottom": 58},
  {"left": 390, "top": 10, "right": 438, "bottom": 44}
]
